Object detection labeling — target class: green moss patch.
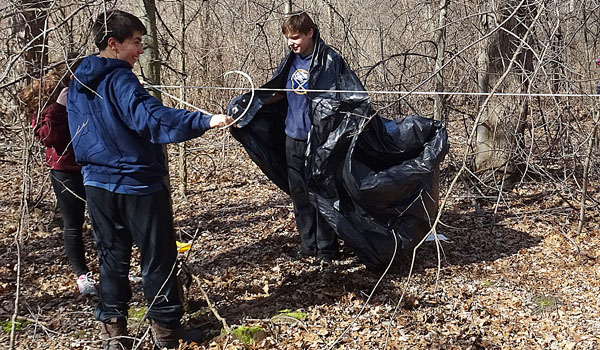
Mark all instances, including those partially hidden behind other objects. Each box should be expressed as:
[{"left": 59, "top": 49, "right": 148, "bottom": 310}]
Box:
[
  {"left": 128, "top": 306, "right": 148, "bottom": 324},
  {"left": 1, "top": 320, "right": 31, "bottom": 333},
  {"left": 271, "top": 309, "right": 307, "bottom": 324},
  {"left": 230, "top": 325, "right": 267, "bottom": 344}
]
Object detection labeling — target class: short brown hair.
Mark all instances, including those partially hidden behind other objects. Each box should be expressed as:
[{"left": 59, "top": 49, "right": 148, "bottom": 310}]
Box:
[
  {"left": 282, "top": 12, "right": 318, "bottom": 36},
  {"left": 93, "top": 10, "right": 147, "bottom": 50}
]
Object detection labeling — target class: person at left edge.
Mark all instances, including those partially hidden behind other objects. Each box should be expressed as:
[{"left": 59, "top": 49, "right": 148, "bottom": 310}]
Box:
[{"left": 27, "top": 58, "right": 98, "bottom": 296}]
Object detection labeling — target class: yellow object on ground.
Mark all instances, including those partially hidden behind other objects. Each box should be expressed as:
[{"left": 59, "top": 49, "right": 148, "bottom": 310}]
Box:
[{"left": 176, "top": 241, "right": 191, "bottom": 253}]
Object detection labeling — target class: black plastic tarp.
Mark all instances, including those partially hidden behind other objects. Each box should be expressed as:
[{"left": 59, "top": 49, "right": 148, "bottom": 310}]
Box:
[{"left": 227, "top": 32, "right": 449, "bottom": 271}]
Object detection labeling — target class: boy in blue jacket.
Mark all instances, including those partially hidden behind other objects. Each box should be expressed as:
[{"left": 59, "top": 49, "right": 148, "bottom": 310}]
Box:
[{"left": 67, "top": 10, "right": 232, "bottom": 350}]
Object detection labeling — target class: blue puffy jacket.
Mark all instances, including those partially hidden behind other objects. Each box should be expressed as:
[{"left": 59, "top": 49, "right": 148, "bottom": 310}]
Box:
[{"left": 67, "top": 55, "right": 211, "bottom": 189}]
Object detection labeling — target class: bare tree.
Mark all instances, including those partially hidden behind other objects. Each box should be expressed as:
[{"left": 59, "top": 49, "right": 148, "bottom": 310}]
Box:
[
  {"left": 177, "top": 0, "right": 188, "bottom": 196},
  {"left": 12, "top": 0, "right": 50, "bottom": 80},
  {"left": 136, "top": 0, "right": 162, "bottom": 94},
  {"left": 433, "top": 0, "right": 449, "bottom": 121},
  {"left": 475, "top": 0, "right": 535, "bottom": 173},
  {"left": 577, "top": 0, "right": 600, "bottom": 235},
  {"left": 135, "top": 0, "right": 173, "bottom": 196},
  {"left": 284, "top": 0, "right": 293, "bottom": 56}
]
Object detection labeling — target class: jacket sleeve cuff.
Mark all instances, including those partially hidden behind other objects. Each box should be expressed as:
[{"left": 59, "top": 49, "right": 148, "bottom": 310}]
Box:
[{"left": 198, "top": 114, "right": 212, "bottom": 131}]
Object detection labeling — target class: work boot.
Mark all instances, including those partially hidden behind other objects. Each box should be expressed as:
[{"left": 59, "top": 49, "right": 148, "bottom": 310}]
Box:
[
  {"left": 149, "top": 319, "right": 183, "bottom": 349},
  {"left": 286, "top": 246, "right": 316, "bottom": 261},
  {"left": 312, "top": 256, "right": 333, "bottom": 267},
  {"left": 99, "top": 318, "right": 132, "bottom": 350}
]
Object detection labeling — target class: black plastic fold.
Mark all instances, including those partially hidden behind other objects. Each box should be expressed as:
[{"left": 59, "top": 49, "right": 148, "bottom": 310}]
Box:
[{"left": 228, "top": 32, "right": 449, "bottom": 271}]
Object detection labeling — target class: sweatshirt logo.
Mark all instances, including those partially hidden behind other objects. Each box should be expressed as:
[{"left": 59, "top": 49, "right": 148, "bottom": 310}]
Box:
[{"left": 290, "top": 69, "right": 309, "bottom": 95}]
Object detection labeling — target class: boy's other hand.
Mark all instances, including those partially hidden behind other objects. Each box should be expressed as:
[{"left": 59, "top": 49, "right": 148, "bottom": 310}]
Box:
[{"left": 209, "top": 114, "right": 234, "bottom": 128}]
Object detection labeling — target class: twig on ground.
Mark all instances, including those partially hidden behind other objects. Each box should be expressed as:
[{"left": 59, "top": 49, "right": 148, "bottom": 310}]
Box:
[{"left": 191, "top": 274, "right": 230, "bottom": 333}]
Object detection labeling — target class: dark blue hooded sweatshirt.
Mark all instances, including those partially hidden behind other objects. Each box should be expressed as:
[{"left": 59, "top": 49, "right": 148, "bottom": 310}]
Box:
[{"left": 67, "top": 55, "right": 211, "bottom": 193}]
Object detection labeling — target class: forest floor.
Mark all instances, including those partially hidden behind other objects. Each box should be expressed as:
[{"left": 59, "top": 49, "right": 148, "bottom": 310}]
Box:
[{"left": 1, "top": 130, "right": 599, "bottom": 350}]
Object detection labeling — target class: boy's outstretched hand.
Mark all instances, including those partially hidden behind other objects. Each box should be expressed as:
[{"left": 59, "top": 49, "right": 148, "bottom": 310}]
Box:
[{"left": 209, "top": 114, "right": 234, "bottom": 128}]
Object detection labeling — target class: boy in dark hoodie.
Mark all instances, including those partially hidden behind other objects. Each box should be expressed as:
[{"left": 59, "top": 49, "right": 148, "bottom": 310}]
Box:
[{"left": 67, "top": 10, "right": 232, "bottom": 350}]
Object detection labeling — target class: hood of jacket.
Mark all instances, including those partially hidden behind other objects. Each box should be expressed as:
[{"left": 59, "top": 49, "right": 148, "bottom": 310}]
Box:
[{"left": 72, "top": 55, "right": 132, "bottom": 93}]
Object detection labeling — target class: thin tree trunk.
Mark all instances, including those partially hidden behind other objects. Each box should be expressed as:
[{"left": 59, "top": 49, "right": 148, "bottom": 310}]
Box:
[
  {"left": 10, "top": 2, "right": 50, "bottom": 347},
  {"left": 135, "top": 0, "right": 171, "bottom": 195},
  {"left": 178, "top": 0, "right": 187, "bottom": 196},
  {"left": 475, "top": 9, "right": 492, "bottom": 170},
  {"left": 329, "top": 2, "right": 335, "bottom": 46},
  {"left": 550, "top": 27, "right": 563, "bottom": 94},
  {"left": 136, "top": 0, "right": 161, "bottom": 97},
  {"left": 433, "top": 0, "right": 449, "bottom": 121},
  {"left": 475, "top": 0, "right": 533, "bottom": 172},
  {"left": 577, "top": 3, "right": 598, "bottom": 235},
  {"left": 14, "top": 0, "right": 49, "bottom": 80},
  {"left": 283, "top": 0, "right": 292, "bottom": 56}
]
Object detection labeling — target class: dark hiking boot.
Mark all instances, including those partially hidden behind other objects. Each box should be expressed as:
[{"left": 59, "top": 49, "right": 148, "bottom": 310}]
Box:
[
  {"left": 312, "top": 256, "right": 333, "bottom": 267},
  {"left": 149, "top": 319, "right": 184, "bottom": 349},
  {"left": 287, "top": 246, "right": 316, "bottom": 261},
  {"left": 99, "top": 318, "right": 131, "bottom": 350}
]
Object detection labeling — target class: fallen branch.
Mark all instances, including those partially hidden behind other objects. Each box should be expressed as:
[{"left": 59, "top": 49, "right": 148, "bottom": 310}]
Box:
[
  {"left": 0, "top": 313, "right": 49, "bottom": 327},
  {"left": 191, "top": 274, "right": 230, "bottom": 333}
]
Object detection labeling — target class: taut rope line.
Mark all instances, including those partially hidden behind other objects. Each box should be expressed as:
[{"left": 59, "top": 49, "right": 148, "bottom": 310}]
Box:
[
  {"left": 142, "top": 81, "right": 212, "bottom": 115},
  {"left": 142, "top": 70, "right": 255, "bottom": 130},
  {"left": 145, "top": 84, "right": 600, "bottom": 98}
]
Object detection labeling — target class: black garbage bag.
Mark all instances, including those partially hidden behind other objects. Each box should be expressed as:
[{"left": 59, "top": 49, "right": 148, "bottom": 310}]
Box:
[{"left": 228, "top": 31, "right": 449, "bottom": 271}]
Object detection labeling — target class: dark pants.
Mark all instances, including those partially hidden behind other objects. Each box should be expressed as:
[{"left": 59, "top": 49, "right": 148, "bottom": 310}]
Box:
[
  {"left": 85, "top": 186, "right": 183, "bottom": 326},
  {"left": 285, "top": 137, "right": 338, "bottom": 258},
  {"left": 50, "top": 170, "right": 88, "bottom": 276}
]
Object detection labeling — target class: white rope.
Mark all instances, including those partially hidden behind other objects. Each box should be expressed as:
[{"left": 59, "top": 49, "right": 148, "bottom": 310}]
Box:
[
  {"left": 219, "top": 70, "right": 255, "bottom": 129},
  {"left": 142, "top": 70, "right": 255, "bottom": 130},
  {"left": 141, "top": 80, "right": 212, "bottom": 115},
  {"left": 144, "top": 84, "right": 600, "bottom": 98}
]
